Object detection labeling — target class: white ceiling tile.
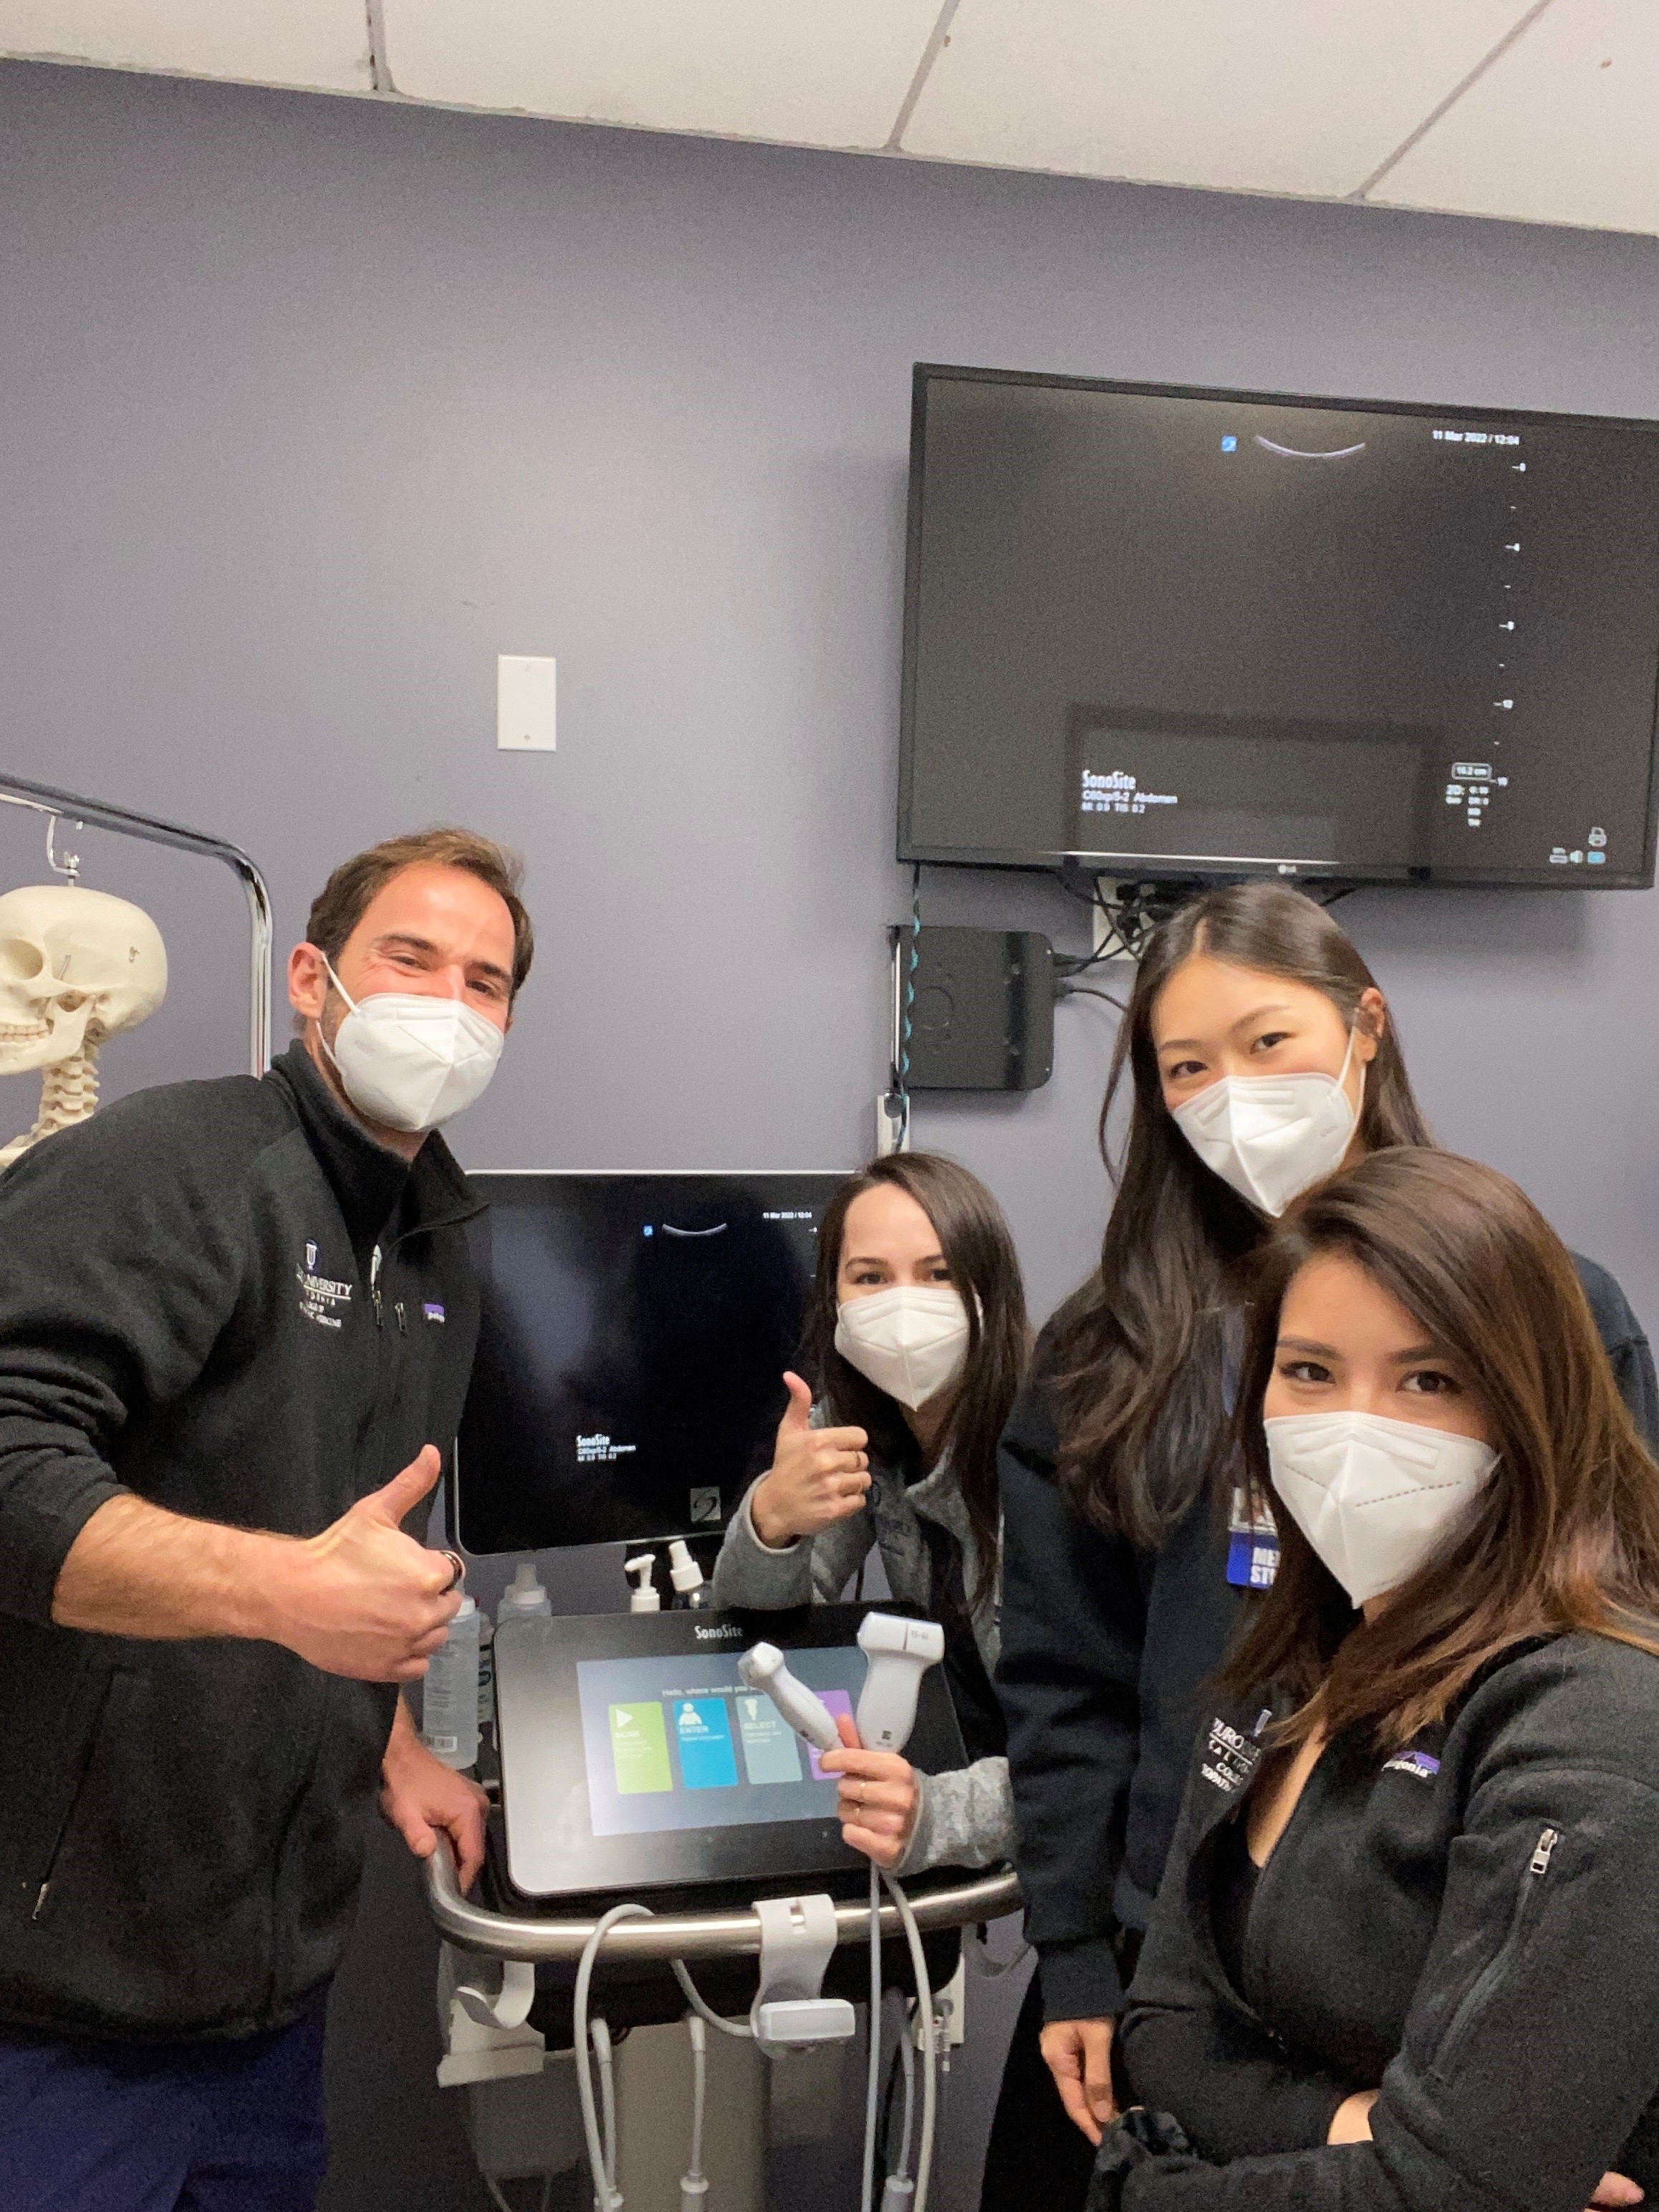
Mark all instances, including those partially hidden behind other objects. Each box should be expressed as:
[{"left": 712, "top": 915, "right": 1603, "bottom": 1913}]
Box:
[
  {"left": 0, "top": 0, "right": 372, "bottom": 92},
  {"left": 1370, "top": 0, "right": 1659, "bottom": 235},
  {"left": 903, "top": 0, "right": 1531, "bottom": 199},
  {"left": 381, "top": 0, "right": 944, "bottom": 150}
]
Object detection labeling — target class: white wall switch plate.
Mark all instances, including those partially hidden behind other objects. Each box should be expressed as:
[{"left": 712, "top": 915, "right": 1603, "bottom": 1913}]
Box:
[{"left": 497, "top": 655, "right": 556, "bottom": 751}]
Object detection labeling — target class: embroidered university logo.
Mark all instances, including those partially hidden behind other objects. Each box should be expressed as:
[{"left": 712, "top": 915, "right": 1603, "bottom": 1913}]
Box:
[
  {"left": 296, "top": 1244, "right": 352, "bottom": 1331},
  {"left": 1383, "top": 1749, "right": 1441, "bottom": 1783},
  {"left": 1201, "top": 1716, "right": 1261, "bottom": 1797}
]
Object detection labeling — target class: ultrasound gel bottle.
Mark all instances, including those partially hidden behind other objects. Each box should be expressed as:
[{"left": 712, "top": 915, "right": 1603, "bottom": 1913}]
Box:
[
  {"left": 476, "top": 1610, "right": 496, "bottom": 1739},
  {"left": 420, "top": 1595, "right": 481, "bottom": 1770}
]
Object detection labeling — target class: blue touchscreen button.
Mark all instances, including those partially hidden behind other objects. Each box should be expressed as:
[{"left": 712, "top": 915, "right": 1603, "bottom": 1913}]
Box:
[{"left": 673, "top": 1698, "right": 739, "bottom": 1789}]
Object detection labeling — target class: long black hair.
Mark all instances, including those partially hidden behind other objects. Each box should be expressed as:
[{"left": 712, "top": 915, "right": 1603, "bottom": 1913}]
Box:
[
  {"left": 804, "top": 1153, "right": 1029, "bottom": 1612},
  {"left": 1046, "top": 883, "right": 1432, "bottom": 1547}
]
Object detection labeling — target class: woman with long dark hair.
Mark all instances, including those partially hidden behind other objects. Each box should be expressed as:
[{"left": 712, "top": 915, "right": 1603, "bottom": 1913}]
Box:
[
  {"left": 711, "top": 1151, "right": 1081, "bottom": 2208},
  {"left": 712, "top": 1150, "right": 1026, "bottom": 1872},
  {"left": 1097, "top": 1149, "right": 1659, "bottom": 2209},
  {"left": 995, "top": 883, "right": 1658, "bottom": 2175}
]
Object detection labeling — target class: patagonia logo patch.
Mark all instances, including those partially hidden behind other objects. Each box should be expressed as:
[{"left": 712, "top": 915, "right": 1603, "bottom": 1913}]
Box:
[
  {"left": 423, "top": 1302, "right": 446, "bottom": 1323},
  {"left": 1384, "top": 1749, "right": 1441, "bottom": 1783}
]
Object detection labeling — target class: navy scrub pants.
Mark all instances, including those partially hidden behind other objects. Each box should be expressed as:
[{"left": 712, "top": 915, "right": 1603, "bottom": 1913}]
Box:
[{"left": 0, "top": 2004, "right": 327, "bottom": 2211}]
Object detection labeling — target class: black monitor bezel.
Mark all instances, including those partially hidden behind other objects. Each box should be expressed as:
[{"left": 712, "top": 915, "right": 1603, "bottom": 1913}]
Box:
[{"left": 897, "top": 362, "right": 1659, "bottom": 892}]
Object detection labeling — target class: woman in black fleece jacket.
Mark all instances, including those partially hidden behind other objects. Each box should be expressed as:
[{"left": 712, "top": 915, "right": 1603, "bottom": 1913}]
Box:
[
  {"left": 994, "top": 886, "right": 1658, "bottom": 2182},
  {"left": 1099, "top": 1149, "right": 1659, "bottom": 2212}
]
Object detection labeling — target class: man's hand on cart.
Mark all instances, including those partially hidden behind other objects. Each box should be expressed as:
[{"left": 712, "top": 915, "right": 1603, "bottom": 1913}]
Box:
[{"left": 380, "top": 1698, "right": 490, "bottom": 1890}]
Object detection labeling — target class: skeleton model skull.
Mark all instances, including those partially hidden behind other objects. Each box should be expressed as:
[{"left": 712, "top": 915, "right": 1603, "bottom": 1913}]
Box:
[{"left": 0, "top": 885, "right": 168, "bottom": 1168}]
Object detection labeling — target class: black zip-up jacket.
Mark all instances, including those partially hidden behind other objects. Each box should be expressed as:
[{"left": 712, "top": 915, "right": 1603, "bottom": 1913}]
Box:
[
  {"left": 0, "top": 1043, "right": 481, "bottom": 2042},
  {"left": 1105, "top": 1632, "right": 1659, "bottom": 2210},
  {"left": 997, "top": 1255, "right": 1658, "bottom": 2023}
]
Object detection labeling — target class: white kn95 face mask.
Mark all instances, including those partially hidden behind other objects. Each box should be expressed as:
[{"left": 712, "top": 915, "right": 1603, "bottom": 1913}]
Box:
[
  {"left": 1264, "top": 1409, "right": 1499, "bottom": 1606},
  {"left": 835, "top": 1287, "right": 972, "bottom": 1411},
  {"left": 1171, "top": 1026, "right": 1362, "bottom": 1218},
  {"left": 321, "top": 959, "right": 504, "bottom": 1135}
]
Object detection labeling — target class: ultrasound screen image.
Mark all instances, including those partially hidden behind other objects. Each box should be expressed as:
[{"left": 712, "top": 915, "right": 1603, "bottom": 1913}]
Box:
[
  {"left": 902, "top": 371, "right": 1659, "bottom": 885},
  {"left": 453, "top": 1172, "right": 844, "bottom": 1556}
]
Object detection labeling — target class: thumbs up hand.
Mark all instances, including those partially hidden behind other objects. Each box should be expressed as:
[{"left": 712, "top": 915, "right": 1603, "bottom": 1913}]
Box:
[
  {"left": 269, "top": 1446, "right": 463, "bottom": 1682},
  {"left": 749, "top": 1373, "right": 870, "bottom": 1548}
]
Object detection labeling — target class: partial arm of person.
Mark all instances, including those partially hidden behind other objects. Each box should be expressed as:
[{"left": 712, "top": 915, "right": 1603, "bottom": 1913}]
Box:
[
  {"left": 53, "top": 1448, "right": 462, "bottom": 1680},
  {"left": 0, "top": 1105, "right": 256, "bottom": 1629},
  {"left": 708, "top": 1372, "right": 872, "bottom": 1610},
  {"left": 1107, "top": 1754, "right": 1659, "bottom": 2211},
  {"left": 819, "top": 1712, "right": 1014, "bottom": 1875},
  {"left": 896, "top": 1754, "right": 1014, "bottom": 1872},
  {"left": 380, "top": 1693, "right": 490, "bottom": 1889},
  {"left": 0, "top": 1110, "right": 458, "bottom": 1680},
  {"left": 820, "top": 1729, "right": 1015, "bottom": 1873},
  {"left": 996, "top": 1398, "right": 1150, "bottom": 2134}
]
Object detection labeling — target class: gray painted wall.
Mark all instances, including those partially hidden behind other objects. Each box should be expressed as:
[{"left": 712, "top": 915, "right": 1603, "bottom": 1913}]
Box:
[{"left": 3, "top": 56, "right": 1658, "bottom": 2211}]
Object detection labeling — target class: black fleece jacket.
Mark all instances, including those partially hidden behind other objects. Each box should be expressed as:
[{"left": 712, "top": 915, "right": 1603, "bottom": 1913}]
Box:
[
  {"left": 1105, "top": 1633, "right": 1659, "bottom": 2211},
  {"left": 997, "top": 1254, "right": 1658, "bottom": 2024},
  {"left": 0, "top": 1044, "right": 481, "bottom": 2042}
]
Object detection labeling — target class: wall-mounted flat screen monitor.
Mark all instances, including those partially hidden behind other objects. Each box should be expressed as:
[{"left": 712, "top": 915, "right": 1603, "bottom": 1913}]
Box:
[
  {"left": 453, "top": 1170, "right": 846, "bottom": 1557},
  {"left": 900, "top": 365, "right": 1659, "bottom": 888}
]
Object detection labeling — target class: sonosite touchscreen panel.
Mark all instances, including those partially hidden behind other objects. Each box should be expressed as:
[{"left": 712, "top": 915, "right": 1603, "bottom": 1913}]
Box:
[
  {"left": 901, "top": 369, "right": 1659, "bottom": 885},
  {"left": 576, "top": 1645, "right": 862, "bottom": 1838},
  {"left": 492, "top": 1607, "right": 968, "bottom": 1898},
  {"left": 453, "top": 1172, "right": 845, "bottom": 1556}
]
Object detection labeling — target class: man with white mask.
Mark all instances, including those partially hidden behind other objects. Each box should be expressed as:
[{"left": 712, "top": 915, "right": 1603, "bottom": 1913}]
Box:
[{"left": 0, "top": 828, "right": 531, "bottom": 2211}]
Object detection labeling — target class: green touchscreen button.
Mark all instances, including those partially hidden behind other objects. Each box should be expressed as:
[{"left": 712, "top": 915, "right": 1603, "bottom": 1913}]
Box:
[{"left": 609, "top": 1701, "right": 673, "bottom": 1794}]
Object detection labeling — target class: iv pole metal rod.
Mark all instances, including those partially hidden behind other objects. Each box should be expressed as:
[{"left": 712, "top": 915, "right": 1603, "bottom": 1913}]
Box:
[{"left": 0, "top": 773, "right": 272, "bottom": 1076}]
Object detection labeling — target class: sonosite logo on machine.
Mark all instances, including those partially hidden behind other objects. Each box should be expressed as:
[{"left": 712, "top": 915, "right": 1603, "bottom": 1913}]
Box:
[{"left": 693, "top": 1623, "right": 744, "bottom": 1641}]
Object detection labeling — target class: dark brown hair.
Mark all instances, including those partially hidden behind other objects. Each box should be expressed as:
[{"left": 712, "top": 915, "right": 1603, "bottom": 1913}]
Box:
[
  {"left": 804, "top": 1153, "right": 1029, "bottom": 1614},
  {"left": 1047, "top": 882, "right": 1432, "bottom": 1547},
  {"left": 1219, "top": 1148, "right": 1659, "bottom": 1748},
  {"left": 305, "top": 828, "right": 534, "bottom": 998}
]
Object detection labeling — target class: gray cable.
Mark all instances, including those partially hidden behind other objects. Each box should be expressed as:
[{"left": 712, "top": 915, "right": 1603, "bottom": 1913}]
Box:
[
  {"left": 896, "top": 1994, "right": 916, "bottom": 2181},
  {"left": 882, "top": 1872, "right": 936, "bottom": 2212},
  {"left": 574, "top": 1903, "right": 653, "bottom": 2211},
  {"left": 670, "top": 1958, "right": 753, "bottom": 2039},
  {"left": 861, "top": 1860, "right": 881, "bottom": 2212},
  {"left": 681, "top": 2014, "right": 710, "bottom": 2212}
]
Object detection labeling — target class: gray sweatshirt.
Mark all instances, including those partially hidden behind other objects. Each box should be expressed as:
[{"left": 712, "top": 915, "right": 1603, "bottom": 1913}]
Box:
[{"left": 709, "top": 1442, "right": 1015, "bottom": 1877}]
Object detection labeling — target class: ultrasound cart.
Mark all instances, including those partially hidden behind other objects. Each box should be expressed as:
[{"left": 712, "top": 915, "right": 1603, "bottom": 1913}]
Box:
[{"left": 424, "top": 1173, "right": 1022, "bottom": 2211}]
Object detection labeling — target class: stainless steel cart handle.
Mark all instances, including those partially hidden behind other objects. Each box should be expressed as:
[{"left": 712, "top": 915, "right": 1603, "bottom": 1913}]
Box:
[{"left": 425, "top": 1837, "right": 1021, "bottom": 1962}]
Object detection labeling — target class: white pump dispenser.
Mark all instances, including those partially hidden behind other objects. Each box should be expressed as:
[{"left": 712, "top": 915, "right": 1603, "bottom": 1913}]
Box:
[
  {"left": 625, "top": 1554, "right": 661, "bottom": 1612},
  {"left": 496, "top": 1561, "right": 552, "bottom": 1622},
  {"left": 668, "top": 1539, "right": 707, "bottom": 1607}
]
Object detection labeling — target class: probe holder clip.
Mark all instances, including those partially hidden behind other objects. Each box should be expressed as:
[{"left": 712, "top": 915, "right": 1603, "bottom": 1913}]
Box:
[
  {"left": 456, "top": 1953, "right": 538, "bottom": 2031},
  {"left": 749, "top": 1893, "right": 855, "bottom": 2055}
]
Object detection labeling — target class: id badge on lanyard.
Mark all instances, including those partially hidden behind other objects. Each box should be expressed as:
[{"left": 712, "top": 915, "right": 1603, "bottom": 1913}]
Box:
[{"left": 1226, "top": 1485, "right": 1280, "bottom": 1590}]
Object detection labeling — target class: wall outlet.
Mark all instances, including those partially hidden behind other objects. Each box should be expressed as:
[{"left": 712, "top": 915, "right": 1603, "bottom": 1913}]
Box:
[{"left": 497, "top": 655, "right": 557, "bottom": 751}]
